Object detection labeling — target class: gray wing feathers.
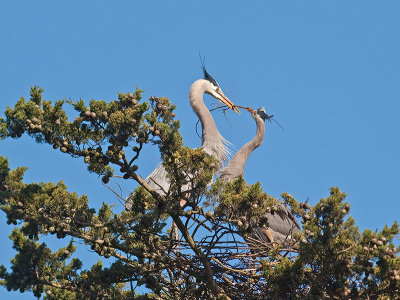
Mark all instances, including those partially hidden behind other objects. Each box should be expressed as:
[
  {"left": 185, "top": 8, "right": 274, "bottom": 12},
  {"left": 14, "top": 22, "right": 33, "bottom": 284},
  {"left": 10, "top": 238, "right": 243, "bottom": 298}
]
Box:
[
  {"left": 249, "top": 199, "right": 301, "bottom": 246},
  {"left": 124, "top": 163, "right": 169, "bottom": 210},
  {"left": 125, "top": 162, "right": 195, "bottom": 210},
  {"left": 145, "top": 163, "right": 170, "bottom": 195},
  {"left": 267, "top": 201, "right": 301, "bottom": 235}
]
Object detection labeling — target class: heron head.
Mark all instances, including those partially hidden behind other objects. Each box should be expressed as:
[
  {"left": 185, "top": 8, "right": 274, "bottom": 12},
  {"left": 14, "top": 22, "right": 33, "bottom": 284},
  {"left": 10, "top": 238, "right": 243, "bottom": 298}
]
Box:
[
  {"left": 202, "top": 67, "right": 240, "bottom": 114},
  {"left": 256, "top": 107, "right": 270, "bottom": 121},
  {"left": 246, "top": 107, "right": 269, "bottom": 120}
]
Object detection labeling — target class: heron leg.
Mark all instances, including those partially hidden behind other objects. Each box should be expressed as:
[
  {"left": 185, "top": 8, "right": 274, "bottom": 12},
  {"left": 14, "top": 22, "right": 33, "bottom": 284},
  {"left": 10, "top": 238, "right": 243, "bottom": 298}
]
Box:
[
  {"left": 179, "top": 198, "right": 187, "bottom": 207},
  {"left": 171, "top": 193, "right": 191, "bottom": 252},
  {"left": 262, "top": 228, "right": 274, "bottom": 243}
]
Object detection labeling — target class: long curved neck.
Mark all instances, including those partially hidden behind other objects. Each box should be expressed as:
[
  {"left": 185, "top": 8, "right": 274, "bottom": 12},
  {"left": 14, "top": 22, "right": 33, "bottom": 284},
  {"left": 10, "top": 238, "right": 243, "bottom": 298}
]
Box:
[
  {"left": 189, "top": 79, "right": 229, "bottom": 164},
  {"left": 220, "top": 114, "right": 265, "bottom": 180}
]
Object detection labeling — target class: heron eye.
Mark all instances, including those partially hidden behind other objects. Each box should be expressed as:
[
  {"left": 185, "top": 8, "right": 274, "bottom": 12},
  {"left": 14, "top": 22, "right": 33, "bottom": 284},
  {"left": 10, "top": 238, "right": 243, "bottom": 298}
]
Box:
[{"left": 215, "top": 86, "right": 220, "bottom": 92}]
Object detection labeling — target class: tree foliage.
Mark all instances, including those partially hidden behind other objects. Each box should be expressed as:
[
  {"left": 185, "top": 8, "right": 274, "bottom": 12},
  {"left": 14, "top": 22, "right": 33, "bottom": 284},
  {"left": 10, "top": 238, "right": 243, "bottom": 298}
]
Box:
[{"left": 0, "top": 86, "right": 399, "bottom": 299}]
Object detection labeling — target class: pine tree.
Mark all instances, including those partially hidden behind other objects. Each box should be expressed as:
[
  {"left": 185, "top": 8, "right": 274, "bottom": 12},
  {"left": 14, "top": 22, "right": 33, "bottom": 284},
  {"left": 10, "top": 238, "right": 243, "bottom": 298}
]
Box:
[{"left": 0, "top": 86, "right": 399, "bottom": 299}]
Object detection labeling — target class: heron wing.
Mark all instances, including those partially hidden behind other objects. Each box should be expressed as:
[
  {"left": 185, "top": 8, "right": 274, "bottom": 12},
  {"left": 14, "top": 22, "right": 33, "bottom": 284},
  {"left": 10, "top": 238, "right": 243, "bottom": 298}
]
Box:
[
  {"left": 124, "top": 163, "right": 170, "bottom": 210},
  {"left": 266, "top": 200, "right": 301, "bottom": 236},
  {"left": 145, "top": 163, "right": 170, "bottom": 195}
]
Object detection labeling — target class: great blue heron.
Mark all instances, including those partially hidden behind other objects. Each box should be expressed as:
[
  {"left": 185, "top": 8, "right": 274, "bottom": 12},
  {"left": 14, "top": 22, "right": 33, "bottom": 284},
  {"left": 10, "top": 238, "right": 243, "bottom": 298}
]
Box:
[
  {"left": 219, "top": 107, "right": 301, "bottom": 247},
  {"left": 125, "top": 66, "right": 239, "bottom": 210}
]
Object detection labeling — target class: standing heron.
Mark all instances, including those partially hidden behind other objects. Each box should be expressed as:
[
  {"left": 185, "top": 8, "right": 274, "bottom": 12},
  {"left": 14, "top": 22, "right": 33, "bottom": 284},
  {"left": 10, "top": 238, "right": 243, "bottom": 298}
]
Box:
[
  {"left": 219, "top": 108, "right": 301, "bottom": 247},
  {"left": 125, "top": 66, "right": 239, "bottom": 209}
]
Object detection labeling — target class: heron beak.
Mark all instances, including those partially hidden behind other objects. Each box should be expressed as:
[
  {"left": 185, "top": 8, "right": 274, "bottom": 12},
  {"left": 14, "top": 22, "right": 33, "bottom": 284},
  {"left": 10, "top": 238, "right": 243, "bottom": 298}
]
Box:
[{"left": 217, "top": 91, "right": 240, "bottom": 114}]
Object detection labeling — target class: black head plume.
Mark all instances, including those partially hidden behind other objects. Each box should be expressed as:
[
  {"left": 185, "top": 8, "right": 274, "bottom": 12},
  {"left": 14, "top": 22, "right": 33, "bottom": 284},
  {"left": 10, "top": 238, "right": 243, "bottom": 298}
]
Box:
[
  {"left": 256, "top": 107, "right": 284, "bottom": 130},
  {"left": 199, "top": 54, "right": 220, "bottom": 88}
]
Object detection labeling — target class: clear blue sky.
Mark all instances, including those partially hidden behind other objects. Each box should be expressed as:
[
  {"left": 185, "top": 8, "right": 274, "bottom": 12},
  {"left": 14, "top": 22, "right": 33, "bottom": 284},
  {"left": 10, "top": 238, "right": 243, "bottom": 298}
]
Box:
[{"left": 1, "top": 1, "right": 400, "bottom": 298}]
